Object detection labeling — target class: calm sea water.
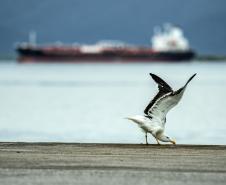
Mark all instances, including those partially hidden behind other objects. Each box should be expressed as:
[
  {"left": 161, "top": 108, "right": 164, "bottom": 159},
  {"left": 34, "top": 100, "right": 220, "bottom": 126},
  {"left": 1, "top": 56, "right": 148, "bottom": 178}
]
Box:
[{"left": 0, "top": 60, "right": 226, "bottom": 144}]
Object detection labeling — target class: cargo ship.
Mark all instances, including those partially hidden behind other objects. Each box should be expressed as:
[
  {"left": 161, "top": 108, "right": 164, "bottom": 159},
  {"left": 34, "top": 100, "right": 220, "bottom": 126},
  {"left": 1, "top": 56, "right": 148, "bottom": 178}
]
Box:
[{"left": 16, "top": 24, "right": 195, "bottom": 62}]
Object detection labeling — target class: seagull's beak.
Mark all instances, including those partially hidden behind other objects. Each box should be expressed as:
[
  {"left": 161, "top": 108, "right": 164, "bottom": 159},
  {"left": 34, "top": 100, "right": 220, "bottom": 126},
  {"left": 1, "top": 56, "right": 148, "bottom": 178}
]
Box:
[{"left": 171, "top": 140, "right": 176, "bottom": 145}]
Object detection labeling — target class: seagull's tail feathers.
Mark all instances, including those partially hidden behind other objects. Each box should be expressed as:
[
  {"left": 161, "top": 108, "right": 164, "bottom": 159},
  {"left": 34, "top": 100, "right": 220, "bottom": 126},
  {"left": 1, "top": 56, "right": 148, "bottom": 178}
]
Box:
[
  {"left": 126, "top": 115, "right": 151, "bottom": 133},
  {"left": 125, "top": 115, "right": 146, "bottom": 126},
  {"left": 125, "top": 116, "right": 139, "bottom": 123}
]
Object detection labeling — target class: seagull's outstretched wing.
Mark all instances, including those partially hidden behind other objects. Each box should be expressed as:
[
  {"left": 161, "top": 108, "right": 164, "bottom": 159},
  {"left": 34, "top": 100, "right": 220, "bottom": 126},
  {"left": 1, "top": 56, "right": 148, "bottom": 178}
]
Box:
[
  {"left": 144, "top": 73, "right": 196, "bottom": 122},
  {"left": 173, "top": 73, "right": 197, "bottom": 96},
  {"left": 149, "top": 73, "right": 173, "bottom": 93},
  {"left": 144, "top": 73, "right": 173, "bottom": 115}
]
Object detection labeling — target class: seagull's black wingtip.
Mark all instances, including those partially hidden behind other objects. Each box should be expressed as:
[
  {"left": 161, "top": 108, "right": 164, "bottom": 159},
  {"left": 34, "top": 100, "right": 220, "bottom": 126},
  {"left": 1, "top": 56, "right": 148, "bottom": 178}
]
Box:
[
  {"left": 184, "top": 73, "right": 197, "bottom": 87},
  {"left": 149, "top": 73, "right": 157, "bottom": 78},
  {"left": 190, "top": 73, "right": 197, "bottom": 81},
  {"left": 149, "top": 73, "right": 159, "bottom": 81}
]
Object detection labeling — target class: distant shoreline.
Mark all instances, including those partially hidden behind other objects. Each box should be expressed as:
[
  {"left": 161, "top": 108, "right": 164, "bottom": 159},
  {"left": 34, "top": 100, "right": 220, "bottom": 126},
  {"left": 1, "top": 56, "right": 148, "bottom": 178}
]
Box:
[{"left": 195, "top": 55, "right": 226, "bottom": 61}]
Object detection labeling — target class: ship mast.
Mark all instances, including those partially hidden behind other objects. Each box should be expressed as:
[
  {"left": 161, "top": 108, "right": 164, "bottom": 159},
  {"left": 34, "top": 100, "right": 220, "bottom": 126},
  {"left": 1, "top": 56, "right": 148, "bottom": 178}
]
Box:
[{"left": 29, "top": 31, "right": 37, "bottom": 46}]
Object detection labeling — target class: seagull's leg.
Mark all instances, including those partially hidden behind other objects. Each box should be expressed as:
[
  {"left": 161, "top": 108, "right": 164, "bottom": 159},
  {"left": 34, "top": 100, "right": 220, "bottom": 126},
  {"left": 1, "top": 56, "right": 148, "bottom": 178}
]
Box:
[
  {"left": 155, "top": 138, "right": 160, "bottom": 145},
  {"left": 145, "top": 132, "right": 148, "bottom": 145}
]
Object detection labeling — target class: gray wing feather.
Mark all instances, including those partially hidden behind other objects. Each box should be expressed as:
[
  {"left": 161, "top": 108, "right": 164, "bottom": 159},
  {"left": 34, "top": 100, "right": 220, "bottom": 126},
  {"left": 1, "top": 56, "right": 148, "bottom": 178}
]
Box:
[
  {"left": 144, "top": 73, "right": 173, "bottom": 115},
  {"left": 146, "top": 73, "right": 196, "bottom": 122}
]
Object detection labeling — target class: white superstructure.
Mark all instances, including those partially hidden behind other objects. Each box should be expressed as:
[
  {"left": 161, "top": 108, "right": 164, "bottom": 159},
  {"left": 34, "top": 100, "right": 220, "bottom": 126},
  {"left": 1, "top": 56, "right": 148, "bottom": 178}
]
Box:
[
  {"left": 151, "top": 24, "right": 190, "bottom": 52},
  {"left": 80, "top": 40, "right": 128, "bottom": 53}
]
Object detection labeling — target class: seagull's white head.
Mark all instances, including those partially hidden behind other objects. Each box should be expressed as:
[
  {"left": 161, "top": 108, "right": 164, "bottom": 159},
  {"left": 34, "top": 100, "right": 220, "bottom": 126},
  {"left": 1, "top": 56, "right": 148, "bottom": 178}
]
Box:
[{"left": 158, "top": 134, "right": 176, "bottom": 144}]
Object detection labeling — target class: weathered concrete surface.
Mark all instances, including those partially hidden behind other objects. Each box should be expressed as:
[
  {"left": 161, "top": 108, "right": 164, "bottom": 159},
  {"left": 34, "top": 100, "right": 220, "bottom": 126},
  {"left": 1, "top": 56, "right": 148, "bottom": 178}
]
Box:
[{"left": 0, "top": 142, "right": 226, "bottom": 185}]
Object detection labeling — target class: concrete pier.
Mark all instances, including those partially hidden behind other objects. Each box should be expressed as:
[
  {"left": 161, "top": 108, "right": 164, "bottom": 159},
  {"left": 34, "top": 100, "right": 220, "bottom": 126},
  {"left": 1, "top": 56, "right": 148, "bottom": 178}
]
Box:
[{"left": 0, "top": 142, "right": 226, "bottom": 185}]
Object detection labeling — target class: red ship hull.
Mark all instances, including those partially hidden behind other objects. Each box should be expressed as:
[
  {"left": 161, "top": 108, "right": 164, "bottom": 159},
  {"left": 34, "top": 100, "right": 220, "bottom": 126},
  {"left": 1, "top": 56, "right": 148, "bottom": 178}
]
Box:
[{"left": 16, "top": 46, "right": 195, "bottom": 63}]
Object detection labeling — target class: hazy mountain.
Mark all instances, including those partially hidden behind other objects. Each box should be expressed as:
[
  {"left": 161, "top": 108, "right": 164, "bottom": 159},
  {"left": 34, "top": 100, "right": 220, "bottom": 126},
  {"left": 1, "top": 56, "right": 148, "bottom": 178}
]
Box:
[{"left": 0, "top": 0, "right": 226, "bottom": 55}]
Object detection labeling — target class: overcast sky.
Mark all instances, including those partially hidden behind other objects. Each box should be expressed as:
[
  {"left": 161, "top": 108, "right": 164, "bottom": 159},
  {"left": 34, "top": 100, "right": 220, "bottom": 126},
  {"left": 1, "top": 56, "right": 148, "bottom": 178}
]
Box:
[{"left": 0, "top": 0, "right": 226, "bottom": 55}]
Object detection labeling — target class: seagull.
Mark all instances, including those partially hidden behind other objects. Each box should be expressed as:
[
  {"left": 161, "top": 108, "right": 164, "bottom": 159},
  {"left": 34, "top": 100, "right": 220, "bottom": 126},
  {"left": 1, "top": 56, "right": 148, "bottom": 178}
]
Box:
[{"left": 126, "top": 73, "right": 196, "bottom": 145}]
